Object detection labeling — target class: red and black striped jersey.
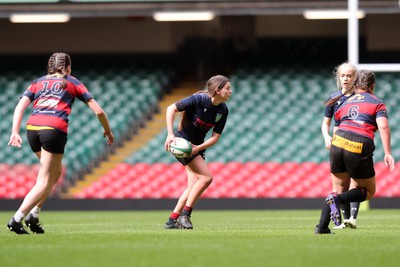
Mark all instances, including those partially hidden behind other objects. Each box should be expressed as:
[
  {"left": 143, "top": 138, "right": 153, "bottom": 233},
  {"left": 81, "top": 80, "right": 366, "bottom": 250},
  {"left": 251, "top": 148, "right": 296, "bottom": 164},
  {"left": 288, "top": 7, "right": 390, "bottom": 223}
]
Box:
[
  {"left": 22, "top": 74, "right": 93, "bottom": 133},
  {"left": 335, "top": 92, "right": 388, "bottom": 140}
]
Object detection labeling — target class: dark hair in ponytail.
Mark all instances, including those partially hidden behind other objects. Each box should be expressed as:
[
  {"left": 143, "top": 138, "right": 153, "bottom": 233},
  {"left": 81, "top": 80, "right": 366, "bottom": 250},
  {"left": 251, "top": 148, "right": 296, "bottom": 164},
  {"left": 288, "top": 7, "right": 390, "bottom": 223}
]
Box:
[
  {"left": 178, "top": 75, "right": 229, "bottom": 131},
  {"left": 356, "top": 70, "right": 375, "bottom": 94},
  {"left": 325, "top": 91, "right": 344, "bottom": 107},
  {"left": 47, "top": 52, "right": 71, "bottom": 89}
]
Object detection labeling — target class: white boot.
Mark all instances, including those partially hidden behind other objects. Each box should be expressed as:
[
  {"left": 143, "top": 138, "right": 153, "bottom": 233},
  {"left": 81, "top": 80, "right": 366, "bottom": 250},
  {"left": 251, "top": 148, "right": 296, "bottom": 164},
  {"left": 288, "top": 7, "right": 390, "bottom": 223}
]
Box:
[
  {"left": 332, "top": 223, "right": 346, "bottom": 230},
  {"left": 344, "top": 216, "right": 357, "bottom": 229}
]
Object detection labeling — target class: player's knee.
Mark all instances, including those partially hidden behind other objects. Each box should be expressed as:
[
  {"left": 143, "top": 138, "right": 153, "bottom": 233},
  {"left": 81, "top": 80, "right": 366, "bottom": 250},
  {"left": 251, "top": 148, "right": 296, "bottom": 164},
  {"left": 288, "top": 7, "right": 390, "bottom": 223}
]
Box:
[
  {"left": 366, "top": 189, "right": 375, "bottom": 200},
  {"left": 204, "top": 176, "right": 213, "bottom": 186}
]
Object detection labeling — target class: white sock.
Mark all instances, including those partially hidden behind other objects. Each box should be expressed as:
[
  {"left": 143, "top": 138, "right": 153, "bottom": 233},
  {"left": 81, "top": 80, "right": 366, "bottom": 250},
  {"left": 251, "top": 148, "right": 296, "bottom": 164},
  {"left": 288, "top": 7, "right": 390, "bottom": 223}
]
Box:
[
  {"left": 30, "top": 206, "right": 41, "bottom": 219},
  {"left": 13, "top": 210, "right": 25, "bottom": 223}
]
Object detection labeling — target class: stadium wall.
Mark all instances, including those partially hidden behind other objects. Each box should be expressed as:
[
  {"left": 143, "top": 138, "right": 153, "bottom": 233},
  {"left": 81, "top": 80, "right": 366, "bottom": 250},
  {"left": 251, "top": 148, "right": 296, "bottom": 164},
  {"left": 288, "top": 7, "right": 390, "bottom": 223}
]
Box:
[{"left": 0, "top": 198, "right": 399, "bottom": 211}]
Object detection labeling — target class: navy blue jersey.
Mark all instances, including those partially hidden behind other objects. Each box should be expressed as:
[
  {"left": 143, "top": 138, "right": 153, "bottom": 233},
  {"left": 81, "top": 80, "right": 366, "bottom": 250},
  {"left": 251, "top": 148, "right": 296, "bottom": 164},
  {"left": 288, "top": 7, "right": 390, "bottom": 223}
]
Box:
[
  {"left": 323, "top": 90, "right": 352, "bottom": 127},
  {"left": 175, "top": 93, "right": 229, "bottom": 145}
]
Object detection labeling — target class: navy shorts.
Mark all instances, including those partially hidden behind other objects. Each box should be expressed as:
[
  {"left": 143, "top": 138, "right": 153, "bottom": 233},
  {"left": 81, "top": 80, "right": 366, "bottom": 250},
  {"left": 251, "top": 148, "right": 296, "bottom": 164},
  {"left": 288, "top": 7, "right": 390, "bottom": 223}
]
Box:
[
  {"left": 27, "top": 129, "right": 68, "bottom": 154},
  {"left": 330, "top": 130, "right": 375, "bottom": 179},
  {"left": 174, "top": 131, "right": 205, "bottom": 166},
  {"left": 176, "top": 150, "right": 205, "bottom": 166}
]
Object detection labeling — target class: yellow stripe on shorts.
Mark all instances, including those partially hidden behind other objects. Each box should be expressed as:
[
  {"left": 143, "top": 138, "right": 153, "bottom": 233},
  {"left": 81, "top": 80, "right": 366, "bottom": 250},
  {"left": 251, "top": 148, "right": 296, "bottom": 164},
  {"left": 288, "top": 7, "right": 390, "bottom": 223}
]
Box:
[
  {"left": 26, "top": 125, "right": 55, "bottom": 131},
  {"left": 332, "top": 134, "right": 363, "bottom": 154}
]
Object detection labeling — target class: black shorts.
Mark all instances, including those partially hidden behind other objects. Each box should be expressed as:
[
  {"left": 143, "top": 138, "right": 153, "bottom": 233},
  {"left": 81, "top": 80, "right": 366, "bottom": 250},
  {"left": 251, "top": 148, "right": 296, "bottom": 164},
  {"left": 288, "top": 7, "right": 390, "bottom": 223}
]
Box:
[
  {"left": 330, "top": 130, "right": 375, "bottom": 179},
  {"left": 27, "top": 129, "right": 68, "bottom": 154},
  {"left": 176, "top": 150, "right": 205, "bottom": 166},
  {"left": 174, "top": 131, "right": 205, "bottom": 166}
]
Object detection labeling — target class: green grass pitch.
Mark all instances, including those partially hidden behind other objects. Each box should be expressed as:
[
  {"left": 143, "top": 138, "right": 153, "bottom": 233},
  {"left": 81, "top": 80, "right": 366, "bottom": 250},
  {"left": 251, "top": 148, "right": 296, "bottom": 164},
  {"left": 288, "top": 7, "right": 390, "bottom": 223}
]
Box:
[{"left": 1, "top": 209, "right": 399, "bottom": 267}]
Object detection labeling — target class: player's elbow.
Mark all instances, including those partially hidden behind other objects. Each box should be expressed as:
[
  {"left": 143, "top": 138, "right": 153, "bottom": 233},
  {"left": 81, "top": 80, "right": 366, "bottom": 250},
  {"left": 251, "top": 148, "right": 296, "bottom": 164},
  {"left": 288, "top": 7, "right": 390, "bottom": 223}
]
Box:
[
  {"left": 166, "top": 104, "right": 178, "bottom": 113},
  {"left": 95, "top": 109, "right": 106, "bottom": 116},
  {"left": 379, "top": 124, "right": 390, "bottom": 132}
]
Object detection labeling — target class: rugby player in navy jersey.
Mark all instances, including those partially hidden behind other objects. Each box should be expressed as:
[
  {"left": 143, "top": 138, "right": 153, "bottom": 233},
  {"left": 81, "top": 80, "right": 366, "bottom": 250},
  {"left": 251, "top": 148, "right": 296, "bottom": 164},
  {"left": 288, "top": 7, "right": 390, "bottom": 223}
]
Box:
[
  {"left": 321, "top": 62, "right": 361, "bottom": 229},
  {"left": 163, "top": 75, "right": 231, "bottom": 229},
  {"left": 315, "top": 70, "right": 395, "bottom": 234},
  {"left": 7, "top": 53, "right": 114, "bottom": 234}
]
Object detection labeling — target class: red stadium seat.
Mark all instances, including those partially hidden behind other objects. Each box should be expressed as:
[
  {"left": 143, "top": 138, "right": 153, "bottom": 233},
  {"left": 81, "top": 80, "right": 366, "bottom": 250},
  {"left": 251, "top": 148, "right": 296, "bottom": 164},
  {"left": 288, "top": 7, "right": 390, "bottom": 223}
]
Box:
[{"left": 70, "top": 161, "right": 400, "bottom": 199}]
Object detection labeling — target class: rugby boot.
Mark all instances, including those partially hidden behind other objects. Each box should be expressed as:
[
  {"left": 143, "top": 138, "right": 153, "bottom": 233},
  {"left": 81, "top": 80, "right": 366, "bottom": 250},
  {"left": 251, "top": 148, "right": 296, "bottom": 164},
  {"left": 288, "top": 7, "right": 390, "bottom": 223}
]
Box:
[
  {"left": 7, "top": 218, "right": 29, "bottom": 235},
  {"left": 332, "top": 223, "right": 346, "bottom": 230},
  {"left": 326, "top": 193, "right": 342, "bottom": 226},
  {"left": 344, "top": 217, "right": 357, "bottom": 229},
  {"left": 314, "top": 225, "right": 333, "bottom": 234},
  {"left": 164, "top": 220, "right": 182, "bottom": 229},
  {"left": 178, "top": 215, "right": 193, "bottom": 229},
  {"left": 25, "top": 213, "right": 45, "bottom": 234}
]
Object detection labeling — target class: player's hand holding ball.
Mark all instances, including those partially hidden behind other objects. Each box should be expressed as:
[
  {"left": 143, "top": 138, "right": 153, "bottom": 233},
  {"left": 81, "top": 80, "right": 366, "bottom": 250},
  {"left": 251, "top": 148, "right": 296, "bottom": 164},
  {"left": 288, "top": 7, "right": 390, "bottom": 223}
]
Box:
[{"left": 169, "top": 137, "right": 193, "bottom": 158}]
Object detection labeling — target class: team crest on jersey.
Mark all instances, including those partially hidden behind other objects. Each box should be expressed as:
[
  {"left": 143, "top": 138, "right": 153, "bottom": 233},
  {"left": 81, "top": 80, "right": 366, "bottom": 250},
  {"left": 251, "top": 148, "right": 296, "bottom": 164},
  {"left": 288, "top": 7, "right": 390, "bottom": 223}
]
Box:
[
  {"left": 348, "top": 94, "right": 364, "bottom": 103},
  {"left": 215, "top": 113, "right": 223, "bottom": 122}
]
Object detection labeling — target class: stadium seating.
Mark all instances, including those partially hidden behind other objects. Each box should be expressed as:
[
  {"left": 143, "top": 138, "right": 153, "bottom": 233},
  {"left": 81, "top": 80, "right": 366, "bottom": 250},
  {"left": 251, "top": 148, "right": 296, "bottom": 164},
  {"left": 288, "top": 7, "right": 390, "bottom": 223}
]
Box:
[
  {"left": 74, "top": 161, "right": 400, "bottom": 199},
  {"left": 0, "top": 163, "right": 64, "bottom": 198},
  {"left": 63, "top": 67, "right": 169, "bottom": 179},
  {"left": 0, "top": 64, "right": 173, "bottom": 198},
  {"left": 72, "top": 68, "right": 400, "bottom": 199},
  {"left": 2, "top": 62, "right": 400, "bottom": 199}
]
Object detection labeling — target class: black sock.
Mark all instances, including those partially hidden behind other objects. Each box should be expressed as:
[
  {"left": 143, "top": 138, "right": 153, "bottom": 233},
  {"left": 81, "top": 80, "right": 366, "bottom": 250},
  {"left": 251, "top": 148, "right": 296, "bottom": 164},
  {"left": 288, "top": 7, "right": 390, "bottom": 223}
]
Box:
[
  {"left": 318, "top": 202, "right": 331, "bottom": 229},
  {"left": 166, "top": 212, "right": 180, "bottom": 225},
  {"left": 340, "top": 203, "right": 351, "bottom": 220},
  {"left": 166, "top": 218, "right": 175, "bottom": 225},
  {"left": 336, "top": 188, "right": 367, "bottom": 204},
  {"left": 350, "top": 202, "right": 360, "bottom": 219},
  {"left": 181, "top": 206, "right": 193, "bottom": 216}
]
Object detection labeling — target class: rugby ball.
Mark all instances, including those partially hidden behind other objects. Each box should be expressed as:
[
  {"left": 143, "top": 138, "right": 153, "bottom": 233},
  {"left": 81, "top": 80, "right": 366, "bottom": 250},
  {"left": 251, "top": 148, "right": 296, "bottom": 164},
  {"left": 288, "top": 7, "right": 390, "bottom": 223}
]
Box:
[{"left": 170, "top": 137, "right": 192, "bottom": 158}]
